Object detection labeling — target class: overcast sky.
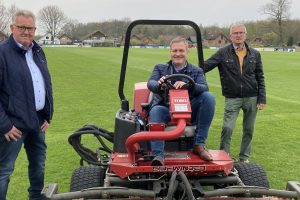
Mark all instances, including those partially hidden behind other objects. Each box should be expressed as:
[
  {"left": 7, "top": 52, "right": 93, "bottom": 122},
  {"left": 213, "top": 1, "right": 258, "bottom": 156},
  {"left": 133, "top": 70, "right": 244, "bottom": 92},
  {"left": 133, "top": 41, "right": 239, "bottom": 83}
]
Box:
[{"left": 4, "top": 0, "right": 300, "bottom": 27}]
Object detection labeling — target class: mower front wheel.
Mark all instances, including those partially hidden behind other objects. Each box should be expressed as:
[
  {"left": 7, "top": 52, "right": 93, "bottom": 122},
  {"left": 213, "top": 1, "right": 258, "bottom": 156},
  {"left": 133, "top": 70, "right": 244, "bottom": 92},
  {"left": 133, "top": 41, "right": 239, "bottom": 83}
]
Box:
[
  {"left": 70, "top": 165, "right": 105, "bottom": 192},
  {"left": 235, "top": 162, "right": 269, "bottom": 188}
]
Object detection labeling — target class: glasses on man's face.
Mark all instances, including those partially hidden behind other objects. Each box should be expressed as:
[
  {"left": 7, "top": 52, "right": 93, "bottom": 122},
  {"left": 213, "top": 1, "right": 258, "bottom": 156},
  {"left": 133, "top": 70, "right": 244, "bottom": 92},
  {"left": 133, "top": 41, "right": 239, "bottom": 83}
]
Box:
[
  {"left": 14, "top": 25, "right": 36, "bottom": 33},
  {"left": 231, "top": 32, "right": 246, "bottom": 36}
]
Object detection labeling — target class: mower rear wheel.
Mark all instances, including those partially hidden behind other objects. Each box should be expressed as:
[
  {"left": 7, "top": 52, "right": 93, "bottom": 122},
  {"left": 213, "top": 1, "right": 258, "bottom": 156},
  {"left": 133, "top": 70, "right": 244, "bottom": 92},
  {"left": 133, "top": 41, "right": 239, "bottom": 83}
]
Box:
[
  {"left": 235, "top": 162, "right": 269, "bottom": 188},
  {"left": 70, "top": 165, "right": 105, "bottom": 192}
]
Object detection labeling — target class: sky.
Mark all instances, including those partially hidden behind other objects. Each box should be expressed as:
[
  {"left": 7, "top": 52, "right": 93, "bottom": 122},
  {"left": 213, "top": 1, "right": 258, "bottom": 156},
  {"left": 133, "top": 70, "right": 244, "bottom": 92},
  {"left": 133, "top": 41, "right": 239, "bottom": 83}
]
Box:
[{"left": 4, "top": 0, "right": 300, "bottom": 27}]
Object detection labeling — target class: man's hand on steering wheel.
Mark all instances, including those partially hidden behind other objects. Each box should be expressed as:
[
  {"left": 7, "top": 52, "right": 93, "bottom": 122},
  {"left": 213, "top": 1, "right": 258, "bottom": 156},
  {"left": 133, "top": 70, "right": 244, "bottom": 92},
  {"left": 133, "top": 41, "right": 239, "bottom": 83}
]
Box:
[
  {"left": 158, "top": 74, "right": 196, "bottom": 105},
  {"left": 173, "top": 81, "right": 188, "bottom": 89},
  {"left": 158, "top": 74, "right": 195, "bottom": 91},
  {"left": 159, "top": 76, "right": 188, "bottom": 89},
  {"left": 158, "top": 76, "right": 167, "bottom": 85},
  {"left": 158, "top": 76, "right": 175, "bottom": 90}
]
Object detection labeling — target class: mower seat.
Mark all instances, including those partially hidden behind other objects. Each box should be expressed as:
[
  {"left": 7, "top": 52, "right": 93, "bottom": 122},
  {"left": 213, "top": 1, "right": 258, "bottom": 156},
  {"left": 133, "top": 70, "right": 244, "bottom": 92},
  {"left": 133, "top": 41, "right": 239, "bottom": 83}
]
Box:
[
  {"left": 140, "top": 92, "right": 153, "bottom": 111},
  {"left": 165, "top": 125, "right": 196, "bottom": 137}
]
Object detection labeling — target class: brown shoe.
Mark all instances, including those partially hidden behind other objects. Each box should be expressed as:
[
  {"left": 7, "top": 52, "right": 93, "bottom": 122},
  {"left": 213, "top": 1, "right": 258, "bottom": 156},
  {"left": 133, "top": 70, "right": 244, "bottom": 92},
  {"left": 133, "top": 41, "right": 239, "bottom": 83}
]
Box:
[
  {"left": 193, "top": 145, "right": 213, "bottom": 161},
  {"left": 151, "top": 156, "right": 164, "bottom": 166}
]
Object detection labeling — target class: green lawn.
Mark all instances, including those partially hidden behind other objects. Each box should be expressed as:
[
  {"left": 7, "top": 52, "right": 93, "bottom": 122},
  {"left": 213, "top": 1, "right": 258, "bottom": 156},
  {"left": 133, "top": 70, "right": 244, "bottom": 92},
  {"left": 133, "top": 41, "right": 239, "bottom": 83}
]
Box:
[{"left": 7, "top": 47, "right": 300, "bottom": 199}]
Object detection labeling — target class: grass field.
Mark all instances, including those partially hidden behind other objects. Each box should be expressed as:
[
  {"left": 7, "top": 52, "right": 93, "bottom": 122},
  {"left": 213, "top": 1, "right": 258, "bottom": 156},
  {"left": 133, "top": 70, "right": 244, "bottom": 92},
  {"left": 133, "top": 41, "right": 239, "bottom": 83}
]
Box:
[{"left": 7, "top": 47, "right": 300, "bottom": 199}]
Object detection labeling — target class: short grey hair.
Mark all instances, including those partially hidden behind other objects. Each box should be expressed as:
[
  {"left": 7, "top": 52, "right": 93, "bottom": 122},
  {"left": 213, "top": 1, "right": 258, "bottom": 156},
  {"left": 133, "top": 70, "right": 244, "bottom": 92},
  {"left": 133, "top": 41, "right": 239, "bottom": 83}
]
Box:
[
  {"left": 170, "top": 37, "right": 189, "bottom": 49},
  {"left": 12, "top": 9, "right": 36, "bottom": 24},
  {"left": 229, "top": 23, "right": 247, "bottom": 35}
]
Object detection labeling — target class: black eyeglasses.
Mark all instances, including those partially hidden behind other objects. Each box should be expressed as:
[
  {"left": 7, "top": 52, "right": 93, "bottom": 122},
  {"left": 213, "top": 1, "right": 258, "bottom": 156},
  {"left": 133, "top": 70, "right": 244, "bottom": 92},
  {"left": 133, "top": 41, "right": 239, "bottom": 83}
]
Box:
[
  {"left": 231, "top": 32, "right": 246, "bottom": 36},
  {"left": 14, "top": 25, "right": 36, "bottom": 33}
]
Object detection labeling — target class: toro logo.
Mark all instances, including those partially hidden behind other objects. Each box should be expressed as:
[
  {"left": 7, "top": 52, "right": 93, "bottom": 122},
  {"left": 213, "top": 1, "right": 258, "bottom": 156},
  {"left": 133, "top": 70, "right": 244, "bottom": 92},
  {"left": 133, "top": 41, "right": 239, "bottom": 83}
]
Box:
[{"left": 173, "top": 98, "right": 188, "bottom": 103}]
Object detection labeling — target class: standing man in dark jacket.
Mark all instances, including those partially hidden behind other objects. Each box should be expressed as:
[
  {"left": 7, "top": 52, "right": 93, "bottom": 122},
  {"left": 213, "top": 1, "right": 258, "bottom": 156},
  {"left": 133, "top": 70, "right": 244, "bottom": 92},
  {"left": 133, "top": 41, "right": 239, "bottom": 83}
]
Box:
[
  {"left": 204, "top": 23, "right": 266, "bottom": 162},
  {"left": 0, "top": 10, "right": 53, "bottom": 200},
  {"left": 147, "top": 37, "right": 215, "bottom": 166}
]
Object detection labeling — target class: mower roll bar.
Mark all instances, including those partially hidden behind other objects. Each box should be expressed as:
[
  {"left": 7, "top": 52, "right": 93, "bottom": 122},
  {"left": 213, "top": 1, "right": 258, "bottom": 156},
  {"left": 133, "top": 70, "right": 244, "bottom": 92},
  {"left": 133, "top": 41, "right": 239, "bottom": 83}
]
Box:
[{"left": 118, "top": 19, "right": 204, "bottom": 111}]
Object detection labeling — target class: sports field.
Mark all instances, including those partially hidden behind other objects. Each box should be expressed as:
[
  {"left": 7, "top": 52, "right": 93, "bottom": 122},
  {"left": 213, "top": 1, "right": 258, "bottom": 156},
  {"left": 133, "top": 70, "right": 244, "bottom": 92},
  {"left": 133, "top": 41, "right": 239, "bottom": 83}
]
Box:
[{"left": 7, "top": 47, "right": 300, "bottom": 199}]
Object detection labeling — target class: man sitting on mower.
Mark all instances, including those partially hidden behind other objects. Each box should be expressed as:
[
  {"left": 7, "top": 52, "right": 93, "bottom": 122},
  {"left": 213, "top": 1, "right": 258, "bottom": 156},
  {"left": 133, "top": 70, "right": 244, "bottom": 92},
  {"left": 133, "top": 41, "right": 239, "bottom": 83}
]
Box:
[{"left": 147, "top": 37, "right": 215, "bottom": 166}]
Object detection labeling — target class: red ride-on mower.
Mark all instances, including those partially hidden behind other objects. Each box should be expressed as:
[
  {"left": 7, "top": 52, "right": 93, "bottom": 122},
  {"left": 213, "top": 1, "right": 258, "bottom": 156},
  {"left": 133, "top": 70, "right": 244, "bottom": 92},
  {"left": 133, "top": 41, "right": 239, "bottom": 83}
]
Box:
[{"left": 43, "top": 20, "right": 300, "bottom": 200}]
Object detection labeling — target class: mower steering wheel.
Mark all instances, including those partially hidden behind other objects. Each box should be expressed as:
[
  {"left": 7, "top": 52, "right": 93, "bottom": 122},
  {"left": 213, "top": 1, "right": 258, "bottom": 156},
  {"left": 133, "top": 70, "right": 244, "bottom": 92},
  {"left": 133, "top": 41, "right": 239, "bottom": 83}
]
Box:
[
  {"left": 162, "top": 74, "right": 196, "bottom": 93},
  {"left": 160, "top": 74, "right": 196, "bottom": 105}
]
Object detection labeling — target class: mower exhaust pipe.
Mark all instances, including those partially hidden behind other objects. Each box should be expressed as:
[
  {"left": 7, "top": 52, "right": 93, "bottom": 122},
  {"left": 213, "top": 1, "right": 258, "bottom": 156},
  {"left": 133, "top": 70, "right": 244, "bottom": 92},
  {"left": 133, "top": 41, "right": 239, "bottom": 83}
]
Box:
[{"left": 125, "top": 119, "right": 186, "bottom": 162}]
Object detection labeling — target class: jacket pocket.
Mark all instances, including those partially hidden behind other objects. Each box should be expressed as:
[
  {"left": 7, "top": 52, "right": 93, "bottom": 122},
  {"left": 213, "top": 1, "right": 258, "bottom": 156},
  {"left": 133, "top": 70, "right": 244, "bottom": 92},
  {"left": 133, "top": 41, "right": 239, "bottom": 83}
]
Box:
[
  {"left": 248, "top": 59, "right": 257, "bottom": 71},
  {"left": 224, "top": 58, "right": 238, "bottom": 74},
  {"left": 225, "top": 58, "right": 234, "bottom": 66}
]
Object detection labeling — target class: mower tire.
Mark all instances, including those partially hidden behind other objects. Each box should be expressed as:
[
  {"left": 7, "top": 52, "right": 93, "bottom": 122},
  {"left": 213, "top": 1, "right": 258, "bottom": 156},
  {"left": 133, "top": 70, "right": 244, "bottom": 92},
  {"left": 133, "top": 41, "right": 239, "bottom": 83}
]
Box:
[
  {"left": 235, "top": 162, "right": 269, "bottom": 188},
  {"left": 70, "top": 165, "right": 105, "bottom": 192}
]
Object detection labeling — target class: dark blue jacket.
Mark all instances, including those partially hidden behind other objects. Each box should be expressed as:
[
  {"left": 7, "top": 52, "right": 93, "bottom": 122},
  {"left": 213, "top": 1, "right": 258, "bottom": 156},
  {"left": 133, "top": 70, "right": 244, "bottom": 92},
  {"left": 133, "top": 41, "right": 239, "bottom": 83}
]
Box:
[
  {"left": 147, "top": 60, "right": 208, "bottom": 109},
  {"left": 0, "top": 35, "right": 53, "bottom": 135}
]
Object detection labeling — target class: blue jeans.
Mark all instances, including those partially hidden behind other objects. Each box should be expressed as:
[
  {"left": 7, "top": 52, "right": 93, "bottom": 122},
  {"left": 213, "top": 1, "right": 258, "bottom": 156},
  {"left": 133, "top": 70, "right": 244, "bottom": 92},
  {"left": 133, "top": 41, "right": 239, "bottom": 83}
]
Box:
[
  {"left": 149, "top": 91, "right": 215, "bottom": 159},
  {"left": 0, "top": 131, "right": 46, "bottom": 200}
]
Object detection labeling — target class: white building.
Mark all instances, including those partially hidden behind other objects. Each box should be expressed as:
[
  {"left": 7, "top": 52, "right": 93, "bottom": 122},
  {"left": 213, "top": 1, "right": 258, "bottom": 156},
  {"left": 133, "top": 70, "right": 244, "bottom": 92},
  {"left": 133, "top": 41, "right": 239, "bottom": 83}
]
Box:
[{"left": 38, "top": 34, "right": 60, "bottom": 45}]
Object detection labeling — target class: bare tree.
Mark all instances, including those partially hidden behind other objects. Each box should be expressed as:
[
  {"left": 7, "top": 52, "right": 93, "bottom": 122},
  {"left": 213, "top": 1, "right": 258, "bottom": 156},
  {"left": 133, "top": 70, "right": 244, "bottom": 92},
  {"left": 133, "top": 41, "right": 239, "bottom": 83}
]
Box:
[
  {"left": 0, "top": 1, "right": 6, "bottom": 31},
  {"left": 38, "top": 5, "right": 66, "bottom": 44},
  {"left": 0, "top": 1, "right": 17, "bottom": 34},
  {"left": 260, "top": 0, "right": 291, "bottom": 46},
  {"left": 0, "top": 1, "right": 8, "bottom": 32},
  {"left": 61, "top": 19, "right": 80, "bottom": 37}
]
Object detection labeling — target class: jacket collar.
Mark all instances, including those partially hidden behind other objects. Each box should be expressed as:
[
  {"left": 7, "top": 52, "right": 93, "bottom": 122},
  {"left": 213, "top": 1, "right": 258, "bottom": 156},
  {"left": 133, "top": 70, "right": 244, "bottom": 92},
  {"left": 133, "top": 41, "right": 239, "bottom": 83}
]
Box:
[
  {"left": 8, "top": 34, "right": 41, "bottom": 54},
  {"left": 230, "top": 42, "right": 252, "bottom": 55},
  {"left": 167, "top": 60, "right": 194, "bottom": 74}
]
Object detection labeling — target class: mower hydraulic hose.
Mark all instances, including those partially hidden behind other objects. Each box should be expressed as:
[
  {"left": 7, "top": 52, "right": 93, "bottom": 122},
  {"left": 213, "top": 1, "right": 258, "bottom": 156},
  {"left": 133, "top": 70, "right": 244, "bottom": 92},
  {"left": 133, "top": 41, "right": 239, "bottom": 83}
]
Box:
[
  {"left": 166, "top": 171, "right": 179, "bottom": 200},
  {"left": 177, "top": 171, "right": 196, "bottom": 200},
  {"left": 125, "top": 119, "right": 186, "bottom": 161},
  {"left": 68, "top": 125, "right": 114, "bottom": 165},
  {"left": 165, "top": 171, "right": 196, "bottom": 200}
]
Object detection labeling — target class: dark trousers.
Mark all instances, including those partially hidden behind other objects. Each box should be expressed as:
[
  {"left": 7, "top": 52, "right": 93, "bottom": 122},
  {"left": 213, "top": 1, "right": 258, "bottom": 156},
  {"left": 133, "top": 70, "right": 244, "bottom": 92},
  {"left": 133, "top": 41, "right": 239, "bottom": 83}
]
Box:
[
  {"left": 220, "top": 97, "right": 258, "bottom": 161},
  {"left": 0, "top": 131, "right": 46, "bottom": 200}
]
